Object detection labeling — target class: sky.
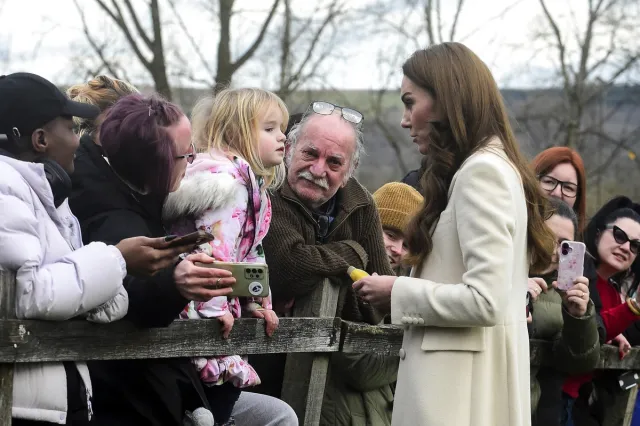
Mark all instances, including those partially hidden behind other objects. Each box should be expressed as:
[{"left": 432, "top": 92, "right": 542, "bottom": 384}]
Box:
[{"left": 0, "top": 0, "right": 608, "bottom": 90}]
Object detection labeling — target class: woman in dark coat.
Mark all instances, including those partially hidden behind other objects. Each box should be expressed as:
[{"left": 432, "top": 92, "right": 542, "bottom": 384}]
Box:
[
  {"left": 68, "top": 78, "right": 297, "bottom": 426},
  {"left": 69, "top": 92, "right": 235, "bottom": 425}
]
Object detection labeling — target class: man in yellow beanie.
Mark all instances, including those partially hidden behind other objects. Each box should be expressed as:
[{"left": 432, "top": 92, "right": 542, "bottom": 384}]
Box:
[{"left": 373, "top": 182, "right": 423, "bottom": 275}]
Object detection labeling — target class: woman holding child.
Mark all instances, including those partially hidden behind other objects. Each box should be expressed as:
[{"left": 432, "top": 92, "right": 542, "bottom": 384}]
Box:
[{"left": 68, "top": 77, "right": 296, "bottom": 426}]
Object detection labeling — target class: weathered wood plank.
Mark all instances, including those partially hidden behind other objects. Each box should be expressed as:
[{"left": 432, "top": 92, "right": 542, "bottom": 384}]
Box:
[
  {"left": 281, "top": 278, "right": 341, "bottom": 426},
  {"left": 0, "top": 270, "right": 14, "bottom": 319},
  {"left": 0, "top": 364, "right": 13, "bottom": 426},
  {"left": 340, "top": 321, "right": 404, "bottom": 356},
  {"left": 4, "top": 314, "right": 640, "bottom": 372},
  {"left": 623, "top": 385, "right": 638, "bottom": 426},
  {"left": 0, "top": 269, "right": 16, "bottom": 425},
  {"left": 4, "top": 317, "right": 640, "bottom": 371},
  {"left": 340, "top": 322, "right": 640, "bottom": 371},
  {"left": 531, "top": 339, "right": 640, "bottom": 370},
  {"left": 597, "top": 344, "right": 640, "bottom": 370},
  {"left": 0, "top": 317, "right": 341, "bottom": 362}
]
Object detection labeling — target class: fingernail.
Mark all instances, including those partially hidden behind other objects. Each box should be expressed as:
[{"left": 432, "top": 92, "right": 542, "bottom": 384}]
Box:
[{"left": 164, "top": 235, "right": 177, "bottom": 242}]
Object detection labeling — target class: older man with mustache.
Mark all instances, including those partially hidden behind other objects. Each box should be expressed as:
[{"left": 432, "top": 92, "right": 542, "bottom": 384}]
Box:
[{"left": 253, "top": 102, "right": 397, "bottom": 425}]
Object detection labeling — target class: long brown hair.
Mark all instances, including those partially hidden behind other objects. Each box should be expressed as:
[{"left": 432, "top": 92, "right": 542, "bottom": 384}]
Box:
[
  {"left": 531, "top": 147, "right": 587, "bottom": 232},
  {"left": 404, "top": 43, "right": 554, "bottom": 273}
]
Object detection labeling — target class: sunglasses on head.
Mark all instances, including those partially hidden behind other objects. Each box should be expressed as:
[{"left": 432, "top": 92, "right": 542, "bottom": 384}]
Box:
[
  {"left": 309, "top": 101, "right": 364, "bottom": 126},
  {"left": 606, "top": 225, "right": 640, "bottom": 254}
]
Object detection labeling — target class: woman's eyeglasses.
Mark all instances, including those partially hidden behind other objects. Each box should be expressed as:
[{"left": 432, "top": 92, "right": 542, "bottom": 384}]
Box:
[
  {"left": 606, "top": 225, "right": 640, "bottom": 254},
  {"left": 309, "top": 101, "right": 364, "bottom": 126},
  {"left": 175, "top": 143, "right": 196, "bottom": 164},
  {"left": 539, "top": 175, "right": 578, "bottom": 198}
]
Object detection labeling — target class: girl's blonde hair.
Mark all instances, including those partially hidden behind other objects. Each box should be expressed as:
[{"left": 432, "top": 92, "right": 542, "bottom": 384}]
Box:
[
  {"left": 192, "top": 88, "right": 289, "bottom": 189},
  {"left": 67, "top": 75, "right": 139, "bottom": 137}
]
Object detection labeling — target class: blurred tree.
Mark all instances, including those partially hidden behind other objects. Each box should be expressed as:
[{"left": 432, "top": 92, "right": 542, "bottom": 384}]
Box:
[
  {"left": 274, "top": 0, "right": 347, "bottom": 102},
  {"left": 520, "top": 0, "right": 640, "bottom": 149},
  {"left": 516, "top": 0, "right": 640, "bottom": 206},
  {"left": 363, "top": 0, "right": 519, "bottom": 176},
  {"left": 73, "top": 0, "right": 280, "bottom": 99}
]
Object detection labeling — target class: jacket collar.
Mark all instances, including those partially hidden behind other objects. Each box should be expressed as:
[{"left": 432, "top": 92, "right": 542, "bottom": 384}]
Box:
[
  {"left": 79, "top": 135, "right": 119, "bottom": 185},
  {"left": 0, "top": 154, "right": 58, "bottom": 218},
  {"left": 75, "top": 134, "right": 164, "bottom": 222},
  {"left": 0, "top": 155, "right": 80, "bottom": 245},
  {"left": 162, "top": 161, "right": 240, "bottom": 222},
  {"left": 459, "top": 136, "right": 505, "bottom": 168},
  {"left": 79, "top": 134, "right": 136, "bottom": 197}
]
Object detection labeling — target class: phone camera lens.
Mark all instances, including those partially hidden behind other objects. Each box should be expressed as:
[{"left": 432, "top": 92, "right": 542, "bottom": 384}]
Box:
[
  {"left": 251, "top": 268, "right": 257, "bottom": 273},
  {"left": 258, "top": 269, "right": 263, "bottom": 274}
]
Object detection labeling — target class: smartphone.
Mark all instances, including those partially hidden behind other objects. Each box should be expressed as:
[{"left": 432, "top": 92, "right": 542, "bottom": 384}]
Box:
[
  {"left": 557, "top": 241, "right": 586, "bottom": 291},
  {"left": 618, "top": 371, "right": 639, "bottom": 390},
  {"left": 166, "top": 230, "right": 215, "bottom": 248},
  {"left": 195, "top": 261, "right": 270, "bottom": 298},
  {"left": 526, "top": 292, "right": 533, "bottom": 316}
]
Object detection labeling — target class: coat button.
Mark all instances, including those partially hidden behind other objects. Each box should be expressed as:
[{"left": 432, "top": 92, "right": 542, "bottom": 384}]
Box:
[{"left": 399, "top": 348, "right": 406, "bottom": 360}]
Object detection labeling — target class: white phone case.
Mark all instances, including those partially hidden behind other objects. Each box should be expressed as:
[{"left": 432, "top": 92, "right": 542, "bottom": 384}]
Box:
[{"left": 557, "top": 241, "right": 586, "bottom": 291}]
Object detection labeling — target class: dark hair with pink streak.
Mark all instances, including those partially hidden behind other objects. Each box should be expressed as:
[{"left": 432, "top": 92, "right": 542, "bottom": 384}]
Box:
[{"left": 100, "top": 94, "right": 184, "bottom": 196}]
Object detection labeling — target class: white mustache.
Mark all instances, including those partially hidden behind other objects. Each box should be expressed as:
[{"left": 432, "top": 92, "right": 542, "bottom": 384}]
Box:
[{"left": 298, "top": 170, "right": 329, "bottom": 190}]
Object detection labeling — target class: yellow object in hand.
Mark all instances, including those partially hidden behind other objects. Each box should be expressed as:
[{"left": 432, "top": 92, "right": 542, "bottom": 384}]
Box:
[{"left": 347, "top": 266, "right": 369, "bottom": 282}]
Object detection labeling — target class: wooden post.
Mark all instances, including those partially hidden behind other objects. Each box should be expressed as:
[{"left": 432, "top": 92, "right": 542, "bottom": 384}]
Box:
[
  {"left": 623, "top": 385, "right": 638, "bottom": 426},
  {"left": 0, "top": 269, "right": 16, "bottom": 425},
  {"left": 281, "top": 278, "right": 340, "bottom": 426}
]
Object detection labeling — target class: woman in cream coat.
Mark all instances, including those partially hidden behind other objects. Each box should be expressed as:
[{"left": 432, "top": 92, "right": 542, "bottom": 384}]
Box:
[{"left": 353, "top": 43, "right": 556, "bottom": 426}]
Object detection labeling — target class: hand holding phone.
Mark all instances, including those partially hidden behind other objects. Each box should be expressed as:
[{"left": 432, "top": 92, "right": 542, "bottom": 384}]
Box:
[
  {"left": 558, "top": 276, "right": 590, "bottom": 317},
  {"left": 556, "top": 241, "right": 586, "bottom": 291},
  {"left": 116, "top": 235, "right": 194, "bottom": 276},
  {"left": 165, "top": 230, "right": 215, "bottom": 248},
  {"left": 194, "top": 261, "right": 270, "bottom": 297}
]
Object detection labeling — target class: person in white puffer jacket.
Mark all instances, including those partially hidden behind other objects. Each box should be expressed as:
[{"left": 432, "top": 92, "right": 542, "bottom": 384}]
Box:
[{"left": 0, "top": 73, "right": 195, "bottom": 426}]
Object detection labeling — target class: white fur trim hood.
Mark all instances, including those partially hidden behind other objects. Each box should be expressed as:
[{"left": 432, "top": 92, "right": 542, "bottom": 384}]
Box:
[{"left": 163, "top": 171, "right": 241, "bottom": 222}]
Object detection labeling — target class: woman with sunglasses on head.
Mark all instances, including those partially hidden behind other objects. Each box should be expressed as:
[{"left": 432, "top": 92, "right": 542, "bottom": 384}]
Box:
[
  {"left": 532, "top": 147, "right": 587, "bottom": 233},
  {"left": 561, "top": 196, "right": 640, "bottom": 426},
  {"left": 68, "top": 91, "right": 236, "bottom": 426}
]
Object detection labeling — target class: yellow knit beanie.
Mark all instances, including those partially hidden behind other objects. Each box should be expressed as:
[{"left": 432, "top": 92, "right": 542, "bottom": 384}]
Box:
[{"left": 373, "top": 182, "right": 424, "bottom": 233}]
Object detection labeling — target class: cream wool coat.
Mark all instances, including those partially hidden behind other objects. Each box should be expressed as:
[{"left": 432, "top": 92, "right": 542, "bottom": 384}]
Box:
[{"left": 390, "top": 140, "right": 531, "bottom": 426}]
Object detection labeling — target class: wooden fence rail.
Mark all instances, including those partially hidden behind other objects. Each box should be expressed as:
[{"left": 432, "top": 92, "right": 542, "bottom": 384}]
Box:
[{"left": 2, "top": 269, "right": 640, "bottom": 425}]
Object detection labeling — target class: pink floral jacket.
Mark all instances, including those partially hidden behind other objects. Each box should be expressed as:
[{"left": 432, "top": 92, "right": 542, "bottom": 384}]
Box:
[{"left": 163, "top": 149, "right": 273, "bottom": 387}]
